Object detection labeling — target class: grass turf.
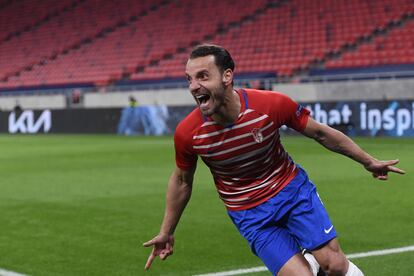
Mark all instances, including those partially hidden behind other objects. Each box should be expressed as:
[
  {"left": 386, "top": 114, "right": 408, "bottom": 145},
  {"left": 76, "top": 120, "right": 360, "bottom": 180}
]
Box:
[{"left": 0, "top": 135, "right": 412, "bottom": 275}]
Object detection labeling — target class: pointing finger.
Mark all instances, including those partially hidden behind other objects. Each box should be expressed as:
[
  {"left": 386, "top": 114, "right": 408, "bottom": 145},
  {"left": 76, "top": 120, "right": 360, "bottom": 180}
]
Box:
[
  {"left": 387, "top": 166, "right": 405, "bottom": 175},
  {"left": 144, "top": 252, "right": 156, "bottom": 270}
]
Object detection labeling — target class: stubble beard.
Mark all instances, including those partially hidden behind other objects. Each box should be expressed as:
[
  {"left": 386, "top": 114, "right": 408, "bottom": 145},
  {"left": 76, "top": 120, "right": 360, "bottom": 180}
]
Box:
[{"left": 200, "top": 84, "right": 226, "bottom": 117}]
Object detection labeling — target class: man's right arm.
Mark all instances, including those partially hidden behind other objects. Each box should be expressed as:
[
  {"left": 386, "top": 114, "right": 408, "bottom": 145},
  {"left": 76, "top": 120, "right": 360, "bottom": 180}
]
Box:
[
  {"left": 160, "top": 165, "right": 195, "bottom": 235},
  {"left": 143, "top": 165, "right": 196, "bottom": 270}
]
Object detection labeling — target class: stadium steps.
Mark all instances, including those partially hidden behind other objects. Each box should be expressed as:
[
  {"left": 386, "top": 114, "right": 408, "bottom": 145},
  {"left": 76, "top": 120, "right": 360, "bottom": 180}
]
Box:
[
  {"left": 122, "top": 0, "right": 290, "bottom": 84},
  {"left": 130, "top": 0, "right": 413, "bottom": 82},
  {"left": 0, "top": 0, "right": 87, "bottom": 81},
  {"left": 44, "top": 0, "right": 275, "bottom": 86},
  {"left": 0, "top": 0, "right": 84, "bottom": 44},
  {"left": 0, "top": 0, "right": 172, "bottom": 85},
  {"left": 289, "top": 11, "right": 414, "bottom": 81}
]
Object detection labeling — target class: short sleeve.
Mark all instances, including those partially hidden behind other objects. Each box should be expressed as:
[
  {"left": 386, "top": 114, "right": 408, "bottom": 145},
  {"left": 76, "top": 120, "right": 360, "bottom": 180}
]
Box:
[
  {"left": 275, "top": 93, "right": 310, "bottom": 132},
  {"left": 174, "top": 124, "right": 198, "bottom": 170}
]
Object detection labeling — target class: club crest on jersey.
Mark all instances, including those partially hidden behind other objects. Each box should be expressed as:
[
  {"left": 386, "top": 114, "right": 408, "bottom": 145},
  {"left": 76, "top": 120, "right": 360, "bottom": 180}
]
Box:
[{"left": 251, "top": 128, "right": 263, "bottom": 143}]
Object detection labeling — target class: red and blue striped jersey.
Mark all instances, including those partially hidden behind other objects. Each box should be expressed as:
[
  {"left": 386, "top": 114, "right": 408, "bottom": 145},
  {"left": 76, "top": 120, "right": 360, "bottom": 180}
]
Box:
[{"left": 174, "top": 89, "right": 310, "bottom": 211}]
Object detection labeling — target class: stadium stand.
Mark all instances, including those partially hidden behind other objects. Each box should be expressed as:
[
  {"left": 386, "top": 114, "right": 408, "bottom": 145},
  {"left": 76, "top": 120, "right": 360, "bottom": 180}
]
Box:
[
  {"left": 0, "top": 0, "right": 413, "bottom": 91},
  {"left": 0, "top": 0, "right": 167, "bottom": 88},
  {"left": 326, "top": 20, "right": 414, "bottom": 69},
  {"left": 0, "top": 0, "right": 71, "bottom": 42}
]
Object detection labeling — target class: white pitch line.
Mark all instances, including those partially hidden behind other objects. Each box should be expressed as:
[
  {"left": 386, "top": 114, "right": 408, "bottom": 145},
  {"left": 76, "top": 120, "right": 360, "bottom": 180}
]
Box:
[
  {"left": 195, "top": 267, "right": 268, "bottom": 276},
  {"left": 194, "top": 244, "right": 414, "bottom": 276},
  {"left": 346, "top": 245, "right": 414, "bottom": 259},
  {"left": 0, "top": 269, "right": 28, "bottom": 276}
]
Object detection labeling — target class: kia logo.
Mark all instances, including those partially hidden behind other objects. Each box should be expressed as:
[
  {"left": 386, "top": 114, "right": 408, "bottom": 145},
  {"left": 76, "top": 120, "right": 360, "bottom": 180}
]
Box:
[{"left": 8, "top": 110, "right": 52, "bottom": 133}]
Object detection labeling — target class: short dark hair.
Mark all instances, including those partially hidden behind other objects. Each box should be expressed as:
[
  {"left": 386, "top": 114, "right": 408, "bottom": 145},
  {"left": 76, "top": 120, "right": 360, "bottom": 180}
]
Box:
[{"left": 189, "top": 44, "right": 235, "bottom": 73}]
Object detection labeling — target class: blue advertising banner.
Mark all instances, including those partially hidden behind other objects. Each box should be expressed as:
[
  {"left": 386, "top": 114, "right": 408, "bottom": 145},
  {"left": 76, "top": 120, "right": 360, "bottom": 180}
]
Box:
[
  {"left": 117, "top": 100, "right": 414, "bottom": 137},
  {"left": 302, "top": 100, "right": 414, "bottom": 137}
]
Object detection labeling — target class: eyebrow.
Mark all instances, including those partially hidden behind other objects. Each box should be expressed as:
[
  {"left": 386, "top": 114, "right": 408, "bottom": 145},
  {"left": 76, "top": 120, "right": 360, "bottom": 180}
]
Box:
[
  {"left": 196, "top": 70, "right": 209, "bottom": 77},
  {"left": 185, "top": 69, "right": 209, "bottom": 79}
]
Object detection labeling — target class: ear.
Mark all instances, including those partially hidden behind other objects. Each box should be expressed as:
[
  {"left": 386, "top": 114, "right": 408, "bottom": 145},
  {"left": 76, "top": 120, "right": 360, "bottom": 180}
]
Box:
[{"left": 222, "top": 69, "right": 233, "bottom": 86}]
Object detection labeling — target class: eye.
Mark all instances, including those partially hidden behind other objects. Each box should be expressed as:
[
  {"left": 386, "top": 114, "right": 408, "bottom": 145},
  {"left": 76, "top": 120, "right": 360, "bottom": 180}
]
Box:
[{"left": 199, "top": 73, "right": 208, "bottom": 80}]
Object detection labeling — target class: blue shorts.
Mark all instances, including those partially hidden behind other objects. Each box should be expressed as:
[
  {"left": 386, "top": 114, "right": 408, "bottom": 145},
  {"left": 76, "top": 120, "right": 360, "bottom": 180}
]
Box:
[{"left": 227, "top": 168, "right": 337, "bottom": 275}]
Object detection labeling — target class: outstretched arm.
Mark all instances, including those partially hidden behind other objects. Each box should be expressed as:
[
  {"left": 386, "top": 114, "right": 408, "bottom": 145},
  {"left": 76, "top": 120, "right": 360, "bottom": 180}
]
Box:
[
  {"left": 301, "top": 117, "right": 405, "bottom": 180},
  {"left": 143, "top": 165, "right": 195, "bottom": 270}
]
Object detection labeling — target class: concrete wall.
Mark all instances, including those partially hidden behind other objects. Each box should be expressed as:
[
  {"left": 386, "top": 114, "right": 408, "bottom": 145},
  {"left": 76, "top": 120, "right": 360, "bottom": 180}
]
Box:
[
  {"left": 83, "top": 88, "right": 192, "bottom": 108},
  {"left": 85, "top": 79, "right": 414, "bottom": 108},
  {"left": 0, "top": 94, "right": 66, "bottom": 111},
  {"left": 273, "top": 79, "right": 414, "bottom": 102},
  {"left": 1, "top": 78, "right": 413, "bottom": 110}
]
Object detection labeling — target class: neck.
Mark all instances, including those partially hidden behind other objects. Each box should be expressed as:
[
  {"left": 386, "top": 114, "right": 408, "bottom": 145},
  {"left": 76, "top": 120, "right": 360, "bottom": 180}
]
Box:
[{"left": 212, "top": 88, "right": 240, "bottom": 126}]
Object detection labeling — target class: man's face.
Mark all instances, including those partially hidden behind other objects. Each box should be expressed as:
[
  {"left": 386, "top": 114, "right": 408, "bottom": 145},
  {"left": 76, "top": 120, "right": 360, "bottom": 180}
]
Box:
[{"left": 185, "top": 55, "right": 229, "bottom": 117}]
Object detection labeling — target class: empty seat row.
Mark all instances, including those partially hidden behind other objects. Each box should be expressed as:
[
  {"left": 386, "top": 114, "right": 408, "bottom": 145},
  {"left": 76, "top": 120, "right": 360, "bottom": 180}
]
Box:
[{"left": 0, "top": 0, "right": 413, "bottom": 90}]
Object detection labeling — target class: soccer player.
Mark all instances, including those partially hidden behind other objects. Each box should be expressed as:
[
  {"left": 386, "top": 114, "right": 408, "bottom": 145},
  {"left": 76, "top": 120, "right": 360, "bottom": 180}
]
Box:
[{"left": 143, "top": 44, "right": 405, "bottom": 275}]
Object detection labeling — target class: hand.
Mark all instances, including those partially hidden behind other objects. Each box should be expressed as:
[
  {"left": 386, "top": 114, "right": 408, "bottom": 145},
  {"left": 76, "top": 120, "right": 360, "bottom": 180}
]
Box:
[
  {"left": 364, "top": 159, "right": 405, "bottom": 180},
  {"left": 143, "top": 233, "right": 174, "bottom": 270}
]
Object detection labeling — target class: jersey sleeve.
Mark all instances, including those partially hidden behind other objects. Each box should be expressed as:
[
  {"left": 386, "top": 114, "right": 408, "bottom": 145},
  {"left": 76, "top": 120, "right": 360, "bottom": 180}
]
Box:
[
  {"left": 174, "top": 123, "right": 198, "bottom": 170},
  {"left": 273, "top": 92, "right": 310, "bottom": 132}
]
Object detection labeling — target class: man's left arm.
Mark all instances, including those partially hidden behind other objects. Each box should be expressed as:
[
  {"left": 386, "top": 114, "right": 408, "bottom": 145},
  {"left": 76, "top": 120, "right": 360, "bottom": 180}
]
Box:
[{"left": 301, "top": 117, "right": 405, "bottom": 180}]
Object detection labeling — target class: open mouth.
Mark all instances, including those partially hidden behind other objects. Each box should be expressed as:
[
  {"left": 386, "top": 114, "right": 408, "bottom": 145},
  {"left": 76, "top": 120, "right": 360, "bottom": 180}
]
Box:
[{"left": 195, "top": 94, "right": 211, "bottom": 105}]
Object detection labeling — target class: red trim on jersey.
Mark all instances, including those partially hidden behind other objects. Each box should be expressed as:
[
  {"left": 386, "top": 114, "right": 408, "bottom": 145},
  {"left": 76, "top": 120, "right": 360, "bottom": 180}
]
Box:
[{"left": 174, "top": 89, "right": 310, "bottom": 211}]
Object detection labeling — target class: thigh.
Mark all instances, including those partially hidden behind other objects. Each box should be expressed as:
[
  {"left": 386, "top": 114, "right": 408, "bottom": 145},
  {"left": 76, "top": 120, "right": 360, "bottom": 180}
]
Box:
[
  {"left": 286, "top": 178, "right": 337, "bottom": 250},
  {"left": 277, "top": 253, "right": 313, "bottom": 276}
]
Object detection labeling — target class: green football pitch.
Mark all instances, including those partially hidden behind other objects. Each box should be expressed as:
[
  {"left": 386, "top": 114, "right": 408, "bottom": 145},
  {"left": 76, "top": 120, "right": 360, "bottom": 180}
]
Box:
[{"left": 0, "top": 135, "right": 413, "bottom": 275}]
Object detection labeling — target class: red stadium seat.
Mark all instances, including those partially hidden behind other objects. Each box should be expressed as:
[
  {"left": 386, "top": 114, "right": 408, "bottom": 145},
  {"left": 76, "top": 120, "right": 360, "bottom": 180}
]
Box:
[{"left": 0, "top": 0, "right": 413, "bottom": 88}]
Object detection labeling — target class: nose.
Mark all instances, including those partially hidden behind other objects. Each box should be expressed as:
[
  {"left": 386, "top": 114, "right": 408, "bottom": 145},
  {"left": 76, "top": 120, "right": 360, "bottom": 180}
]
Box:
[{"left": 189, "top": 80, "right": 201, "bottom": 92}]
